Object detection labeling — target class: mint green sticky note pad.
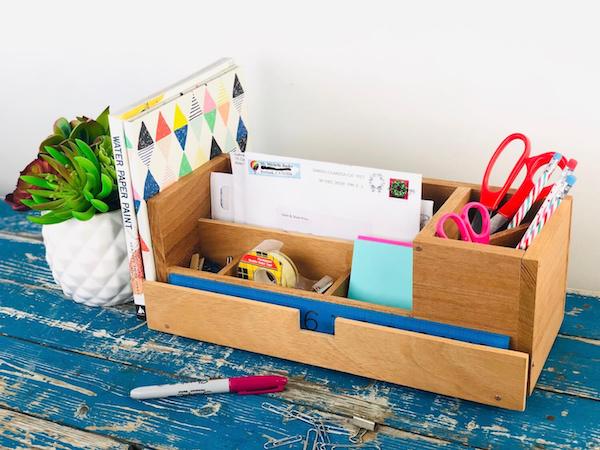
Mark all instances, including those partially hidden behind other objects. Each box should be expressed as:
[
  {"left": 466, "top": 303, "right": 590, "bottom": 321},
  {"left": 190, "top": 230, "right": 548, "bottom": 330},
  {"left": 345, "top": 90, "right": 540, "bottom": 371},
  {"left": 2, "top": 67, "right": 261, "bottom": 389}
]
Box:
[{"left": 348, "top": 238, "right": 413, "bottom": 310}]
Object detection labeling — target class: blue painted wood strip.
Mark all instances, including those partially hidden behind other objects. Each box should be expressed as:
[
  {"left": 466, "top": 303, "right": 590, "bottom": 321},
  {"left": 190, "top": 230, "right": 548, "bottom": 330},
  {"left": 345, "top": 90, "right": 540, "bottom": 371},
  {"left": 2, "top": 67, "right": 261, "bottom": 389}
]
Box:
[
  {"left": 0, "top": 409, "right": 127, "bottom": 449},
  {"left": 0, "top": 279, "right": 598, "bottom": 449},
  {"left": 0, "top": 334, "right": 462, "bottom": 450},
  {"left": 536, "top": 334, "right": 600, "bottom": 400},
  {"left": 168, "top": 273, "right": 510, "bottom": 349},
  {"left": 562, "top": 293, "right": 600, "bottom": 339},
  {"left": 0, "top": 203, "right": 42, "bottom": 235}
]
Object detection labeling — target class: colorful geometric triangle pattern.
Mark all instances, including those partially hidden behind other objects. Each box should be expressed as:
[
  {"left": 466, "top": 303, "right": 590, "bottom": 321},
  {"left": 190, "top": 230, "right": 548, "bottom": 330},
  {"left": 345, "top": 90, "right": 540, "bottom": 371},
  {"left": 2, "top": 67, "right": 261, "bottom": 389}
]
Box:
[
  {"left": 217, "top": 80, "right": 228, "bottom": 105},
  {"left": 137, "top": 122, "right": 154, "bottom": 166},
  {"left": 189, "top": 94, "right": 203, "bottom": 121},
  {"left": 124, "top": 132, "right": 133, "bottom": 150},
  {"left": 210, "top": 137, "right": 223, "bottom": 159},
  {"left": 174, "top": 104, "right": 188, "bottom": 130},
  {"left": 204, "top": 90, "right": 217, "bottom": 132},
  {"left": 170, "top": 103, "right": 188, "bottom": 151},
  {"left": 236, "top": 117, "right": 248, "bottom": 152},
  {"left": 133, "top": 185, "right": 141, "bottom": 214},
  {"left": 140, "top": 236, "right": 149, "bottom": 252},
  {"left": 174, "top": 125, "right": 188, "bottom": 151},
  {"left": 218, "top": 102, "right": 230, "bottom": 125},
  {"left": 143, "top": 171, "right": 160, "bottom": 200},
  {"left": 155, "top": 112, "right": 171, "bottom": 141},
  {"left": 232, "top": 74, "right": 245, "bottom": 114},
  {"left": 190, "top": 114, "right": 203, "bottom": 141},
  {"left": 233, "top": 74, "right": 244, "bottom": 97},
  {"left": 179, "top": 153, "right": 192, "bottom": 177}
]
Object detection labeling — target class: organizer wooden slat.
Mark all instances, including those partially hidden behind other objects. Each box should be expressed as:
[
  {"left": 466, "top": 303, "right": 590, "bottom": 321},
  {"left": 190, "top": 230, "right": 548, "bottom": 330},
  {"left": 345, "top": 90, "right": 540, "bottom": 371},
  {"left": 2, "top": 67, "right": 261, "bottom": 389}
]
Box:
[
  {"left": 196, "top": 219, "right": 353, "bottom": 280},
  {"left": 144, "top": 154, "right": 573, "bottom": 411},
  {"left": 149, "top": 154, "right": 231, "bottom": 282},
  {"left": 145, "top": 281, "right": 529, "bottom": 410},
  {"left": 520, "top": 196, "right": 572, "bottom": 392}
]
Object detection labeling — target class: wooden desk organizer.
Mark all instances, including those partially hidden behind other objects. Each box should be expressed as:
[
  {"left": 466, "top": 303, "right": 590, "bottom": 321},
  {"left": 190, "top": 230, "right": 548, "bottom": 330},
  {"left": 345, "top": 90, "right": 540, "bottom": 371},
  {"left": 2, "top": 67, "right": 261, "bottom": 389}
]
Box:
[{"left": 144, "top": 154, "right": 572, "bottom": 411}]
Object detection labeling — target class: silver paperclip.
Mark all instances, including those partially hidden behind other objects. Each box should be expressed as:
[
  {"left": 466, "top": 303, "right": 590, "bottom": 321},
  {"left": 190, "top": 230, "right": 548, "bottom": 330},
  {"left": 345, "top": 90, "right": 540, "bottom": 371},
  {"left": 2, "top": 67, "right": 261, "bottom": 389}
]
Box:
[
  {"left": 318, "top": 444, "right": 381, "bottom": 450},
  {"left": 349, "top": 428, "right": 368, "bottom": 444},
  {"left": 323, "top": 424, "right": 351, "bottom": 436},
  {"left": 303, "top": 428, "right": 318, "bottom": 450},
  {"left": 286, "top": 408, "right": 319, "bottom": 426},
  {"left": 261, "top": 402, "right": 294, "bottom": 418},
  {"left": 264, "top": 434, "right": 303, "bottom": 449},
  {"left": 315, "top": 421, "right": 330, "bottom": 444}
]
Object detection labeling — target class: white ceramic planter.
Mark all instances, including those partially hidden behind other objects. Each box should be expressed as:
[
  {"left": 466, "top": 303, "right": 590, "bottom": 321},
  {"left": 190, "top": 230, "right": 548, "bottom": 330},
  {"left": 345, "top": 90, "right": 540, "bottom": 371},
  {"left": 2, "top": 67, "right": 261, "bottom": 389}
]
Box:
[{"left": 41, "top": 210, "right": 133, "bottom": 307}]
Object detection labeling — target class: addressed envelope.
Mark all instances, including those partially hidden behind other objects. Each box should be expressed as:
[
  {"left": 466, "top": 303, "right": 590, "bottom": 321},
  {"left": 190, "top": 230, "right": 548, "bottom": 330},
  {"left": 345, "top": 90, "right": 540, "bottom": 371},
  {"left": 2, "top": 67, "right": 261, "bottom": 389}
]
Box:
[{"left": 231, "top": 151, "right": 422, "bottom": 242}]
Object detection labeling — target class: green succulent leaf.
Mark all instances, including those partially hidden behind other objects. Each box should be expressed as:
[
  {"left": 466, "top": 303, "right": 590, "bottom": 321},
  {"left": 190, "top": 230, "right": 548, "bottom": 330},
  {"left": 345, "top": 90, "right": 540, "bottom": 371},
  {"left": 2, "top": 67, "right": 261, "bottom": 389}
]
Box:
[
  {"left": 96, "top": 106, "right": 110, "bottom": 134},
  {"left": 75, "top": 156, "right": 100, "bottom": 185},
  {"left": 30, "top": 193, "right": 48, "bottom": 203},
  {"left": 39, "top": 135, "right": 64, "bottom": 153},
  {"left": 75, "top": 139, "right": 100, "bottom": 169},
  {"left": 62, "top": 147, "right": 87, "bottom": 184},
  {"left": 27, "top": 198, "right": 66, "bottom": 211},
  {"left": 98, "top": 173, "right": 113, "bottom": 199},
  {"left": 20, "top": 175, "right": 55, "bottom": 190},
  {"left": 29, "top": 210, "right": 73, "bottom": 225},
  {"left": 43, "top": 146, "right": 70, "bottom": 167},
  {"left": 18, "top": 107, "right": 118, "bottom": 223},
  {"left": 72, "top": 205, "right": 96, "bottom": 221},
  {"left": 40, "top": 154, "right": 73, "bottom": 183},
  {"left": 20, "top": 199, "right": 37, "bottom": 208},
  {"left": 53, "top": 118, "right": 71, "bottom": 139},
  {"left": 70, "top": 121, "right": 105, "bottom": 144},
  {"left": 90, "top": 198, "right": 109, "bottom": 213},
  {"left": 27, "top": 189, "right": 63, "bottom": 199}
]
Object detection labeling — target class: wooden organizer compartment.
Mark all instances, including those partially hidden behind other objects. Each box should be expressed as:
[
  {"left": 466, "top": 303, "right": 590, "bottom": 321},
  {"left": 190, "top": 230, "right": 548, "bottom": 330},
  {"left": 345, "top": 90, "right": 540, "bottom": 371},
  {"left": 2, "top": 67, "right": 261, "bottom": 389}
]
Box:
[
  {"left": 145, "top": 154, "right": 571, "bottom": 411},
  {"left": 413, "top": 183, "right": 572, "bottom": 393}
]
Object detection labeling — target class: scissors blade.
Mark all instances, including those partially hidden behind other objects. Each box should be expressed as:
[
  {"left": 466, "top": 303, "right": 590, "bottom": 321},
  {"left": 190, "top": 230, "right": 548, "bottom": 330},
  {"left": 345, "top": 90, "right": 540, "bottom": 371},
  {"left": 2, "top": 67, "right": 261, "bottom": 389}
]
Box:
[{"left": 489, "top": 214, "right": 508, "bottom": 234}]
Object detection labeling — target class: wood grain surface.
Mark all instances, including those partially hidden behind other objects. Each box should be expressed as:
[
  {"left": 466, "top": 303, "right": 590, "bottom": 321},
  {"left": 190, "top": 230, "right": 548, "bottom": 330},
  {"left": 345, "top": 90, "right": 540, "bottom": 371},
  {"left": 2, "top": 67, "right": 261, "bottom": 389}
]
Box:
[{"left": 145, "top": 281, "right": 529, "bottom": 410}]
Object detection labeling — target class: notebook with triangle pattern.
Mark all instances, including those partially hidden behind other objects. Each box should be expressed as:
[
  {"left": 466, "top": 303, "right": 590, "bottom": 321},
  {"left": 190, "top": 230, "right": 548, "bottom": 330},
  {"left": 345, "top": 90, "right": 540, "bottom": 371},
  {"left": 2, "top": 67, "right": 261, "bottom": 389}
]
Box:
[{"left": 109, "top": 58, "right": 248, "bottom": 318}]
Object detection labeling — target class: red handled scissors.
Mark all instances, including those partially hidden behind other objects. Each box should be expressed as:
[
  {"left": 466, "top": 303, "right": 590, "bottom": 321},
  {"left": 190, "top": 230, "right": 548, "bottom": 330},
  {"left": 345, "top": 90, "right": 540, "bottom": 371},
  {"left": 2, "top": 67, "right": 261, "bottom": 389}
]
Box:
[
  {"left": 435, "top": 202, "right": 491, "bottom": 244},
  {"left": 481, "top": 133, "right": 567, "bottom": 232}
]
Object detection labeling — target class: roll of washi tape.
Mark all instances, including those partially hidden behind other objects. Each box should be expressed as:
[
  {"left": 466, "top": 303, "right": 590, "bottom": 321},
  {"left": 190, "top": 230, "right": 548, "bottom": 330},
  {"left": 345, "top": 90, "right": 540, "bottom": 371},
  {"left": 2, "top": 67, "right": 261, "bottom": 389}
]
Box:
[{"left": 237, "top": 249, "right": 299, "bottom": 288}]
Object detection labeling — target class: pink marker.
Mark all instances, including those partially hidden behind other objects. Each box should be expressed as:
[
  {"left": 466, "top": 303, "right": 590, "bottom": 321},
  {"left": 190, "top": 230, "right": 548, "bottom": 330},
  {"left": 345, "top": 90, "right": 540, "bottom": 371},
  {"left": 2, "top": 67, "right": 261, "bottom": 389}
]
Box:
[{"left": 130, "top": 375, "right": 288, "bottom": 400}]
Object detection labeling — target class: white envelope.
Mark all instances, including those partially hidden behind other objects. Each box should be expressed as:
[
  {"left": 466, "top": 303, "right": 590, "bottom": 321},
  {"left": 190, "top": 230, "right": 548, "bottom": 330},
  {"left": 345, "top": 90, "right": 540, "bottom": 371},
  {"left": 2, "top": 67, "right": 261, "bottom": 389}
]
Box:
[{"left": 230, "top": 151, "right": 422, "bottom": 242}]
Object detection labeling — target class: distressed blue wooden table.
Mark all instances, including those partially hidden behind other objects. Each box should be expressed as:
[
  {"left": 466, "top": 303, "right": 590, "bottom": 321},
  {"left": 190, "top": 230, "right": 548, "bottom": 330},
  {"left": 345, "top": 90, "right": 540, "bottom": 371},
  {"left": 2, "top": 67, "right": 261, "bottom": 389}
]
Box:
[{"left": 0, "top": 202, "right": 598, "bottom": 450}]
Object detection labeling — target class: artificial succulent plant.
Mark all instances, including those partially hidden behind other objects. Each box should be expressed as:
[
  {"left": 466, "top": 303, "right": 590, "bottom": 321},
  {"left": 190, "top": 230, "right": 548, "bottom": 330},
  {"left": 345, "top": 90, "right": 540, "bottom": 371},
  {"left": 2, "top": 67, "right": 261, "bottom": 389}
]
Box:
[{"left": 5, "top": 107, "right": 119, "bottom": 224}]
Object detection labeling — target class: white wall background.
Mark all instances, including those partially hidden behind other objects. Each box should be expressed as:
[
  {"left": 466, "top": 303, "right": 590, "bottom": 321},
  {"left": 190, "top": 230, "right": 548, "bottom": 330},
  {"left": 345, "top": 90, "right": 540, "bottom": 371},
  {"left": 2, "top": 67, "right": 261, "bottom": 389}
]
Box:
[{"left": 1, "top": 1, "right": 598, "bottom": 291}]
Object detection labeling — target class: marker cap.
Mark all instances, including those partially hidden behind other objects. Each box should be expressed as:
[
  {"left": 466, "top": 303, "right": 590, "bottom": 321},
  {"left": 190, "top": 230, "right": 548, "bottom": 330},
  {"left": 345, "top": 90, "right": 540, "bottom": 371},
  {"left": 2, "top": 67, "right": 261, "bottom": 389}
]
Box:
[{"left": 229, "top": 375, "right": 288, "bottom": 395}]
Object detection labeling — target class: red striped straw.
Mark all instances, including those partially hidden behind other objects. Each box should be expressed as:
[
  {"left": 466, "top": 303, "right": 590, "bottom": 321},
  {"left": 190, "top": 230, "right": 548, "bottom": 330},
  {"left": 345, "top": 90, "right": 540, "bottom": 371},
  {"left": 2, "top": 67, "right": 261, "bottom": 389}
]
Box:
[{"left": 508, "top": 153, "right": 562, "bottom": 229}]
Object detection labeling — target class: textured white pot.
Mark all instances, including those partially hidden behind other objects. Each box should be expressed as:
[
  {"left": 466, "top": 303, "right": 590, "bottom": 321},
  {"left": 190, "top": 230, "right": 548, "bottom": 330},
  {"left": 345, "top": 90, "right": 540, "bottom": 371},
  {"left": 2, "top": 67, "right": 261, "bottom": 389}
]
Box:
[{"left": 42, "top": 210, "right": 133, "bottom": 307}]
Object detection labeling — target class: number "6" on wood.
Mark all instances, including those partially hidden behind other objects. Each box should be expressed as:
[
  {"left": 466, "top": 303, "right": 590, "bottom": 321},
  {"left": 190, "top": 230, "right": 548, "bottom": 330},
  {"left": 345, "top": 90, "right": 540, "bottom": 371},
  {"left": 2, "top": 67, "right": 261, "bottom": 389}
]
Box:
[{"left": 303, "top": 310, "right": 319, "bottom": 331}]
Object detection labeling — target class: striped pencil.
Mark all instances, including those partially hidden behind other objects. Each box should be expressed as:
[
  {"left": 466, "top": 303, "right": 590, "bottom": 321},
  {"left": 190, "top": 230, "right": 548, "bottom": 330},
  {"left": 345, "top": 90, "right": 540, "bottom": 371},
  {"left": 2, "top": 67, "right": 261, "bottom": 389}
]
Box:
[
  {"left": 517, "top": 174, "right": 576, "bottom": 250},
  {"left": 508, "top": 153, "right": 562, "bottom": 229},
  {"left": 523, "top": 158, "right": 578, "bottom": 234}
]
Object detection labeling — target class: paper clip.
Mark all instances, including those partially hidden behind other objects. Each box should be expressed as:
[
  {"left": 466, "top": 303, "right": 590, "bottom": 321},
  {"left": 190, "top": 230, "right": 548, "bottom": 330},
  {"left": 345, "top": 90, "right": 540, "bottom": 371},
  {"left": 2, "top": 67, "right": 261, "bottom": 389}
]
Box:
[
  {"left": 349, "top": 428, "right": 368, "bottom": 444},
  {"left": 261, "top": 402, "right": 294, "bottom": 418},
  {"left": 303, "top": 428, "right": 318, "bottom": 450},
  {"left": 264, "top": 434, "right": 303, "bottom": 449},
  {"left": 317, "top": 443, "right": 381, "bottom": 450},
  {"left": 323, "top": 424, "right": 351, "bottom": 436}
]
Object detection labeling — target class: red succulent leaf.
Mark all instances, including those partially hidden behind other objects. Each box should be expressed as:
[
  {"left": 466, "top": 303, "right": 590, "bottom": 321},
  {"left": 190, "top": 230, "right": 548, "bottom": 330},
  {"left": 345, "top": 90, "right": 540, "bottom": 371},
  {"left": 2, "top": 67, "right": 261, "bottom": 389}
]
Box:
[{"left": 4, "top": 158, "right": 56, "bottom": 211}]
